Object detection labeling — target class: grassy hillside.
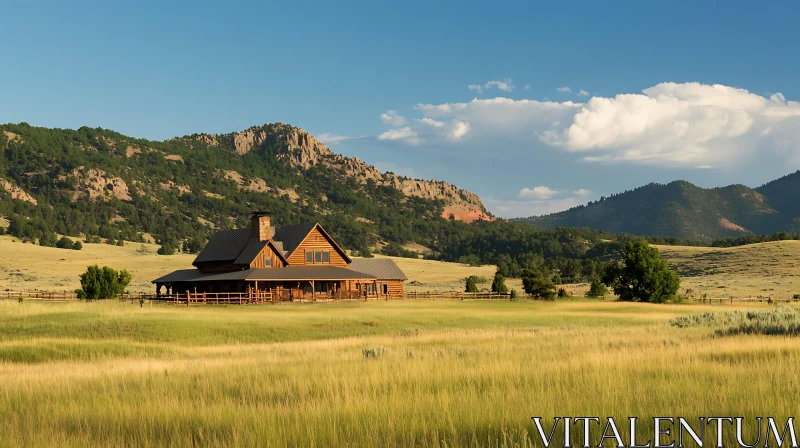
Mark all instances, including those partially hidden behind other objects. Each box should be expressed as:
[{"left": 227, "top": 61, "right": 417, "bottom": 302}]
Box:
[
  {"left": 518, "top": 174, "right": 800, "bottom": 241},
  {"left": 656, "top": 240, "right": 800, "bottom": 299},
  {"left": 1, "top": 299, "right": 797, "bottom": 446}
]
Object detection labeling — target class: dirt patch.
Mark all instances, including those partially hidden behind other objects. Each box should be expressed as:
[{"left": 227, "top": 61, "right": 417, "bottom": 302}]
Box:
[
  {"left": 0, "top": 179, "right": 38, "bottom": 205},
  {"left": 441, "top": 205, "right": 491, "bottom": 223},
  {"left": 203, "top": 191, "right": 225, "bottom": 200},
  {"left": 718, "top": 218, "right": 747, "bottom": 232},
  {"left": 159, "top": 181, "right": 191, "bottom": 195},
  {"left": 125, "top": 146, "right": 141, "bottom": 157},
  {"left": 3, "top": 131, "right": 20, "bottom": 146},
  {"left": 164, "top": 154, "right": 183, "bottom": 163}
]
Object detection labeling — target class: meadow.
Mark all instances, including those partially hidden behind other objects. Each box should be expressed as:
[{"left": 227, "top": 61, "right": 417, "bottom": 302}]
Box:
[{"left": 2, "top": 298, "right": 800, "bottom": 447}]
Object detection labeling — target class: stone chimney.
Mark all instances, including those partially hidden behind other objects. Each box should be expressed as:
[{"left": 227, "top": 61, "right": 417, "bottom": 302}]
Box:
[{"left": 250, "top": 211, "right": 271, "bottom": 241}]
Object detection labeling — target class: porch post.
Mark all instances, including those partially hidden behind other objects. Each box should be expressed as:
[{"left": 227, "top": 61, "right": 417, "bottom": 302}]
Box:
[{"left": 311, "top": 280, "right": 315, "bottom": 302}]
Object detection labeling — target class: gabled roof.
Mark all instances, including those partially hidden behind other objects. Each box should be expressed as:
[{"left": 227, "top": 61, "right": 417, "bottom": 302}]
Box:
[
  {"left": 153, "top": 266, "right": 376, "bottom": 283},
  {"left": 193, "top": 229, "right": 252, "bottom": 265},
  {"left": 272, "top": 222, "right": 317, "bottom": 255},
  {"left": 192, "top": 221, "right": 348, "bottom": 267},
  {"left": 348, "top": 258, "right": 407, "bottom": 280}
]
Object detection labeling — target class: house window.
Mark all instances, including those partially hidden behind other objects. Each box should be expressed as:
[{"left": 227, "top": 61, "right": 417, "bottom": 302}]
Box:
[
  {"left": 264, "top": 258, "right": 272, "bottom": 267},
  {"left": 306, "top": 250, "right": 332, "bottom": 264}
]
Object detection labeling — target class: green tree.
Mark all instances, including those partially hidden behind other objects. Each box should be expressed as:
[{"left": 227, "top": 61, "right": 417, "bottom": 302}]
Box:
[
  {"left": 586, "top": 277, "right": 609, "bottom": 298},
  {"left": 157, "top": 242, "right": 177, "bottom": 255},
  {"left": 491, "top": 273, "right": 508, "bottom": 293},
  {"left": 465, "top": 276, "right": 478, "bottom": 293},
  {"left": 77, "top": 265, "right": 131, "bottom": 300},
  {"left": 39, "top": 232, "right": 57, "bottom": 247},
  {"left": 522, "top": 272, "right": 556, "bottom": 300},
  {"left": 602, "top": 240, "right": 680, "bottom": 303},
  {"left": 72, "top": 240, "right": 83, "bottom": 250}
]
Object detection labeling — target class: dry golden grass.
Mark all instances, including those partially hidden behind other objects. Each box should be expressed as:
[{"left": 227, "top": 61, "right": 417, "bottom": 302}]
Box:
[
  {"left": 656, "top": 240, "right": 800, "bottom": 300},
  {"left": 0, "top": 299, "right": 797, "bottom": 447},
  {"left": 0, "top": 235, "right": 193, "bottom": 292}
]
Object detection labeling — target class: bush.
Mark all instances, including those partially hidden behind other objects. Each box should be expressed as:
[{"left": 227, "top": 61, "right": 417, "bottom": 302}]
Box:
[
  {"left": 602, "top": 241, "right": 680, "bottom": 303},
  {"left": 39, "top": 232, "right": 57, "bottom": 247},
  {"left": 72, "top": 240, "right": 83, "bottom": 250},
  {"left": 77, "top": 265, "right": 132, "bottom": 300},
  {"left": 465, "top": 276, "right": 478, "bottom": 293},
  {"left": 157, "top": 243, "right": 177, "bottom": 255},
  {"left": 56, "top": 236, "right": 74, "bottom": 249},
  {"left": 510, "top": 289, "right": 518, "bottom": 299},
  {"left": 116, "top": 239, "right": 124, "bottom": 247},
  {"left": 491, "top": 273, "right": 508, "bottom": 293},
  {"left": 585, "top": 278, "right": 609, "bottom": 298},
  {"left": 670, "top": 307, "right": 800, "bottom": 336},
  {"left": 557, "top": 287, "right": 570, "bottom": 298}
]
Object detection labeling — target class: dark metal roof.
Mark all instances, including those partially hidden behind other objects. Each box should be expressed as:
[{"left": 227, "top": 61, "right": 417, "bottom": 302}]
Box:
[
  {"left": 272, "top": 222, "right": 317, "bottom": 255},
  {"left": 233, "top": 240, "right": 269, "bottom": 265},
  {"left": 192, "top": 229, "right": 252, "bottom": 265},
  {"left": 153, "top": 266, "right": 376, "bottom": 284},
  {"left": 348, "top": 258, "right": 408, "bottom": 280}
]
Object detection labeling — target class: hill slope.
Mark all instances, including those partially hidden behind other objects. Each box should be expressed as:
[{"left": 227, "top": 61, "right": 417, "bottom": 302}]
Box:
[
  {"left": 516, "top": 175, "right": 800, "bottom": 241},
  {"left": 0, "top": 123, "right": 490, "bottom": 253}
]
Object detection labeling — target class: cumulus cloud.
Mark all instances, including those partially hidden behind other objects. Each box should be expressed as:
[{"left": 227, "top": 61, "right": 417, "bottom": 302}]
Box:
[
  {"left": 578, "top": 89, "right": 590, "bottom": 96},
  {"left": 543, "top": 82, "right": 800, "bottom": 166},
  {"left": 519, "top": 186, "right": 557, "bottom": 199},
  {"left": 317, "top": 133, "right": 365, "bottom": 145},
  {"left": 377, "top": 127, "right": 420, "bottom": 145},
  {"left": 468, "top": 78, "right": 515, "bottom": 93},
  {"left": 380, "top": 110, "right": 408, "bottom": 126},
  {"left": 557, "top": 86, "right": 572, "bottom": 93},
  {"left": 487, "top": 196, "right": 585, "bottom": 217},
  {"left": 524, "top": 85, "right": 531, "bottom": 90},
  {"left": 573, "top": 188, "right": 592, "bottom": 196}
]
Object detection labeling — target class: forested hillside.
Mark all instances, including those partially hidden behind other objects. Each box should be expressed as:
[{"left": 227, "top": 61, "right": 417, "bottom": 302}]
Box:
[
  {"left": 517, "top": 176, "right": 800, "bottom": 242},
  {"left": 0, "top": 122, "right": 492, "bottom": 255}
]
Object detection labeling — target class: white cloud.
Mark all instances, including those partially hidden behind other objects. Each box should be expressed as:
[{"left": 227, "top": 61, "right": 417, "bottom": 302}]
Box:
[
  {"left": 380, "top": 110, "right": 408, "bottom": 126},
  {"left": 578, "top": 89, "right": 590, "bottom": 96},
  {"left": 488, "top": 196, "right": 585, "bottom": 218},
  {"left": 544, "top": 82, "right": 800, "bottom": 166},
  {"left": 468, "top": 78, "right": 514, "bottom": 94},
  {"left": 485, "top": 79, "right": 514, "bottom": 92},
  {"left": 519, "top": 185, "right": 557, "bottom": 199},
  {"left": 557, "top": 86, "right": 572, "bottom": 93},
  {"left": 418, "top": 117, "right": 445, "bottom": 127},
  {"left": 317, "top": 133, "right": 365, "bottom": 145},
  {"left": 377, "top": 127, "right": 421, "bottom": 145},
  {"left": 573, "top": 188, "right": 592, "bottom": 196},
  {"left": 448, "top": 120, "right": 470, "bottom": 140},
  {"left": 524, "top": 85, "right": 531, "bottom": 90}
]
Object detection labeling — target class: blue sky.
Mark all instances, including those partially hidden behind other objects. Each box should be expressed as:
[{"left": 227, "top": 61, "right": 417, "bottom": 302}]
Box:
[{"left": 3, "top": 0, "right": 800, "bottom": 217}]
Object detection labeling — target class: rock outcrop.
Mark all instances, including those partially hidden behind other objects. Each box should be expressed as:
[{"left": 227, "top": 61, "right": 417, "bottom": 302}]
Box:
[{"left": 194, "top": 124, "right": 491, "bottom": 222}]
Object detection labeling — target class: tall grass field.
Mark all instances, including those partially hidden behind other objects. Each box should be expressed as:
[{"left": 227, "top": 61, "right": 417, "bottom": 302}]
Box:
[{"left": 1, "top": 299, "right": 799, "bottom": 446}]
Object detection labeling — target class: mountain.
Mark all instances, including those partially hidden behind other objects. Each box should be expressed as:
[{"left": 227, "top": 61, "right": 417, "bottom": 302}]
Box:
[
  {"left": 515, "top": 175, "right": 800, "bottom": 242},
  {"left": 0, "top": 122, "right": 490, "bottom": 253}
]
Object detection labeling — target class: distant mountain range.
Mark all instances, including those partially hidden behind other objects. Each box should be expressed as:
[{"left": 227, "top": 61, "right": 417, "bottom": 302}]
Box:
[{"left": 514, "top": 173, "right": 800, "bottom": 242}]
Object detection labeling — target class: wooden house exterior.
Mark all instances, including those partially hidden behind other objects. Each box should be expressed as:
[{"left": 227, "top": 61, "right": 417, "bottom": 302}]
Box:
[{"left": 152, "top": 212, "right": 406, "bottom": 301}]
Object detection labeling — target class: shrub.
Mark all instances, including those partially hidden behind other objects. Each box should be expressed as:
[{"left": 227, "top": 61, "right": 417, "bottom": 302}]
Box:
[
  {"left": 670, "top": 307, "right": 800, "bottom": 336},
  {"left": 72, "top": 240, "right": 83, "bottom": 250},
  {"left": 56, "top": 236, "right": 74, "bottom": 249},
  {"left": 77, "top": 265, "right": 132, "bottom": 300},
  {"left": 465, "top": 276, "right": 478, "bottom": 293},
  {"left": 510, "top": 289, "right": 518, "bottom": 299},
  {"left": 116, "top": 239, "right": 124, "bottom": 247},
  {"left": 39, "top": 232, "right": 57, "bottom": 247},
  {"left": 557, "top": 287, "right": 570, "bottom": 298},
  {"left": 585, "top": 278, "right": 609, "bottom": 298},
  {"left": 491, "top": 273, "right": 508, "bottom": 293},
  {"left": 362, "top": 347, "right": 388, "bottom": 359},
  {"left": 157, "top": 243, "right": 177, "bottom": 255}
]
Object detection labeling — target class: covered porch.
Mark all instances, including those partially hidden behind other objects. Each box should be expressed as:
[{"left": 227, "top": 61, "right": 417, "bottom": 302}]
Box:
[{"left": 152, "top": 266, "right": 383, "bottom": 303}]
